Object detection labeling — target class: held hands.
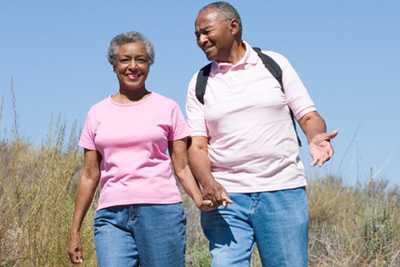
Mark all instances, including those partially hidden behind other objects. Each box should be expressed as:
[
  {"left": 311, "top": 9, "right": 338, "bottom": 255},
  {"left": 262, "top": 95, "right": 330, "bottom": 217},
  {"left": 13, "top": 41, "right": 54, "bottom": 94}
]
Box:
[
  {"left": 200, "top": 179, "right": 232, "bottom": 210},
  {"left": 309, "top": 130, "right": 338, "bottom": 167},
  {"left": 195, "top": 198, "right": 215, "bottom": 212},
  {"left": 68, "top": 232, "right": 84, "bottom": 264}
]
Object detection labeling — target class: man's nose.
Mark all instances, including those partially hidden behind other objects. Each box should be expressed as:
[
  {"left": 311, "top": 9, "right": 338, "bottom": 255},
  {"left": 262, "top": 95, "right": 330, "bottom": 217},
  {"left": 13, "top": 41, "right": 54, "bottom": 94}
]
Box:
[{"left": 198, "top": 34, "right": 208, "bottom": 47}]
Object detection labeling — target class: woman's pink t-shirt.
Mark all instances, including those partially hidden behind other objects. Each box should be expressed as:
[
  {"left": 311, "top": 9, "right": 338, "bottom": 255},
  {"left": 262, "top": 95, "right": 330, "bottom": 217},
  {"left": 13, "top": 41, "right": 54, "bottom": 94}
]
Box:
[{"left": 79, "top": 93, "right": 189, "bottom": 210}]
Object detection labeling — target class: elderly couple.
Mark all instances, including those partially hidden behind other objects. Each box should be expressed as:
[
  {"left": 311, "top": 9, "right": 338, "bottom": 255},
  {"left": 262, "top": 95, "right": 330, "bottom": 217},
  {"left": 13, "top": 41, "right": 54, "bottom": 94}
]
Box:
[{"left": 68, "top": 2, "right": 337, "bottom": 267}]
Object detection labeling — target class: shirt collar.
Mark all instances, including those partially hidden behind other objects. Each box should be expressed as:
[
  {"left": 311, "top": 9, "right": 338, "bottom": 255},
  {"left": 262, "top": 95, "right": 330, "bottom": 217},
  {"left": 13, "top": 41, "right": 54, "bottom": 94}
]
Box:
[{"left": 212, "top": 41, "right": 258, "bottom": 73}]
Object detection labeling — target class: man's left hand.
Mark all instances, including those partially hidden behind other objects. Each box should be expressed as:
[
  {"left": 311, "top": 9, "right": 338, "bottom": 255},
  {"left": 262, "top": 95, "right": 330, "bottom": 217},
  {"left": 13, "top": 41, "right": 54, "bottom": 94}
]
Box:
[{"left": 309, "top": 130, "right": 338, "bottom": 166}]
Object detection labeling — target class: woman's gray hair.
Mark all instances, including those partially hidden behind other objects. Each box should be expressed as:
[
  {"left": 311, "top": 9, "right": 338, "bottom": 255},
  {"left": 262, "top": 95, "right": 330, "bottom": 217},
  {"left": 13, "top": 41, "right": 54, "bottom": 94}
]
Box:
[
  {"left": 107, "top": 31, "right": 155, "bottom": 66},
  {"left": 200, "top": 1, "right": 242, "bottom": 36}
]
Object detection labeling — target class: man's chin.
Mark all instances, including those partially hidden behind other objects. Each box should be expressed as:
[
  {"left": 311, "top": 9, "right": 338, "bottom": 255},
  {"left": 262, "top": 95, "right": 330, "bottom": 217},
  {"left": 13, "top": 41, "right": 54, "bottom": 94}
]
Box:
[{"left": 205, "top": 52, "right": 216, "bottom": 61}]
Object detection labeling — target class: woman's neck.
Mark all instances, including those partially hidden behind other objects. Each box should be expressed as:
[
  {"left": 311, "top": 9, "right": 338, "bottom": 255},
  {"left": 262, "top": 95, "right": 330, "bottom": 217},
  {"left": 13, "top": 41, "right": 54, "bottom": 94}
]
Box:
[{"left": 114, "top": 87, "right": 150, "bottom": 103}]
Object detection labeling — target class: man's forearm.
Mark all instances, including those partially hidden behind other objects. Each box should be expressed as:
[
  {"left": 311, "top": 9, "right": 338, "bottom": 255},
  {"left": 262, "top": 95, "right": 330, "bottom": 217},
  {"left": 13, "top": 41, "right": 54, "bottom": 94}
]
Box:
[
  {"left": 188, "top": 138, "right": 232, "bottom": 206},
  {"left": 188, "top": 146, "right": 216, "bottom": 188},
  {"left": 298, "top": 111, "right": 327, "bottom": 143}
]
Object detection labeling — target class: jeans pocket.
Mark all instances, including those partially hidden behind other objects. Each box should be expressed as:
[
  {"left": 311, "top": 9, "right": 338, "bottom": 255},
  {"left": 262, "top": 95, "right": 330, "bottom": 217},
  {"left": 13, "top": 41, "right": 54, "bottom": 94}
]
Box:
[
  {"left": 93, "top": 207, "right": 122, "bottom": 235},
  {"left": 171, "top": 203, "right": 186, "bottom": 226}
]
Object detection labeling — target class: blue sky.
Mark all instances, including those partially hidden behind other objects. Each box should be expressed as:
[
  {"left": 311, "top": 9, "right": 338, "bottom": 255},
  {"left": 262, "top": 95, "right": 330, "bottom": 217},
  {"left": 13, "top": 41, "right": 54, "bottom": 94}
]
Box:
[{"left": 1, "top": 0, "right": 399, "bottom": 185}]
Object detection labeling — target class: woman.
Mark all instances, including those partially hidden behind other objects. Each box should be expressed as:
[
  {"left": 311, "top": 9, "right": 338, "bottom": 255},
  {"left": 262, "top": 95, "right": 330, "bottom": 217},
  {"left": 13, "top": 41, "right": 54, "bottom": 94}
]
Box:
[{"left": 68, "top": 31, "right": 209, "bottom": 267}]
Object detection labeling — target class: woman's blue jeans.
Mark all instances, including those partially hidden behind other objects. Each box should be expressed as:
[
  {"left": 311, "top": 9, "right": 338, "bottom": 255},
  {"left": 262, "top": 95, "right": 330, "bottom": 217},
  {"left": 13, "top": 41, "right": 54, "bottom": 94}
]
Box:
[
  {"left": 201, "top": 187, "right": 309, "bottom": 267},
  {"left": 94, "top": 203, "right": 186, "bottom": 267}
]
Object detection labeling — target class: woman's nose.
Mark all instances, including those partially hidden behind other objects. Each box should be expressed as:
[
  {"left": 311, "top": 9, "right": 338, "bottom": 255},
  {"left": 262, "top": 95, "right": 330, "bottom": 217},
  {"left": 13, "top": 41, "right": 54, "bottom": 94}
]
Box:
[{"left": 127, "top": 59, "right": 139, "bottom": 69}]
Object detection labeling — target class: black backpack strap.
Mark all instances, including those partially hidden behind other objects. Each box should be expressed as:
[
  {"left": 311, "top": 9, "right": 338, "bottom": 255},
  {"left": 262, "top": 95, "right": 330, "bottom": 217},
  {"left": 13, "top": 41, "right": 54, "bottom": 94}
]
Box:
[
  {"left": 253, "top": 47, "right": 283, "bottom": 88},
  {"left": 253, "top": 47, "right": 302, "bottom": 146},
  {"left": 195, "top": 63, "right": 212, "bottom": 104},
  {"left": 194, "top": 48, "right": 302, "bottom": 146}
]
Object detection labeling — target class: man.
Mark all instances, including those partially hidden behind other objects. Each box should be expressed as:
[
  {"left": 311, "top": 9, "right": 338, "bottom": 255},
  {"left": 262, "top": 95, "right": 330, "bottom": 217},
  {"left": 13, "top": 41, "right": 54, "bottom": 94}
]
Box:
[{"left": 186, "top": 2, "right": 337, "bottom": 267}]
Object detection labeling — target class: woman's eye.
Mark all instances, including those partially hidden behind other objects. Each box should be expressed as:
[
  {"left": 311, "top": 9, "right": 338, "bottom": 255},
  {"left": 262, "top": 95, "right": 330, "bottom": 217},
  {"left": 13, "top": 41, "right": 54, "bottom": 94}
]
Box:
[{"left": 136, "top": 58, "right": 147, "bottom": 64}]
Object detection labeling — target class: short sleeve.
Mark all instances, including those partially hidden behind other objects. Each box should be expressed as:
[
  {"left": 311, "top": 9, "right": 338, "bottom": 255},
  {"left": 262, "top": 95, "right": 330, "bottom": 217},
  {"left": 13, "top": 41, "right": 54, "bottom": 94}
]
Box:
[
  {"left": 168, "top": 103, "right": 190, "bottom": 141},
  {"left": 267, "top": 51, "right": 317, "bottom": 120},
  {"left": 79, "top": 109, "right": 97, "bottom": 150},
  {"left": 185, "top": 73, "right": 208, "bottom": 137}
]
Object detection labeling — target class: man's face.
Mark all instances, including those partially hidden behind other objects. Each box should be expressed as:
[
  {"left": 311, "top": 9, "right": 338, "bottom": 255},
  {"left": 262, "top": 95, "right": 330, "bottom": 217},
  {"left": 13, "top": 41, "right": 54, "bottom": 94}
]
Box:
[{"left": 195, "top": 8, "right": 235, "bottom": 62}]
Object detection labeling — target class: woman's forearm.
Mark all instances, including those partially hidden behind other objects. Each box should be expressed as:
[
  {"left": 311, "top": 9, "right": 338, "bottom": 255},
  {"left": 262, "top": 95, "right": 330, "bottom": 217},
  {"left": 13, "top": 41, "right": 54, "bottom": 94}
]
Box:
[
  {"left": 70, "top": 175, "right": 99, "bottom": 234},
  {"left": 175, "top": 165, "right": 203, "bottom": 205}
]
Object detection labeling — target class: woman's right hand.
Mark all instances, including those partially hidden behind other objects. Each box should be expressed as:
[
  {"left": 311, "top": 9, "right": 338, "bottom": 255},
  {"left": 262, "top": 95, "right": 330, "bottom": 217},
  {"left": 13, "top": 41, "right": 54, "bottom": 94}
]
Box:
[{"left": 68, "top": 231, "right": 83, "bottom": 264}]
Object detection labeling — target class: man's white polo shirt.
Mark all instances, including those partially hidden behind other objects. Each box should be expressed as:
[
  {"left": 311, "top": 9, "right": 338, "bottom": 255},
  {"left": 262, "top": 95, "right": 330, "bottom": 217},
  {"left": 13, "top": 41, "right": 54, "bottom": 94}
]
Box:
[{"left": 186, "top": 41, "right": 316, "bottom": 192}]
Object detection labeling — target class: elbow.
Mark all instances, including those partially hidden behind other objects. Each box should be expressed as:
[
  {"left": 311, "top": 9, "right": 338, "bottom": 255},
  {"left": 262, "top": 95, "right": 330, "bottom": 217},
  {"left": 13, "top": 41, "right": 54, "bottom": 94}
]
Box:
[
  {"left": 188, "top": 143, "right": 206, "bottom": 157},
  {"left": 81, "top": 168, "right": 100, "bottom": 184},
  {"left": 174, "top": 165, "right": 190, "bottom": 183}
]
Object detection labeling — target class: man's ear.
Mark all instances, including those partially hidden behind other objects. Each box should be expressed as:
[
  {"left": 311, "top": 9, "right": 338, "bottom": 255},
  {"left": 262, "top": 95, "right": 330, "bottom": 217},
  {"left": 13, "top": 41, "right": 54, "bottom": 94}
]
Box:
[{"left": 229, "top": 19, "right": 240, "bottom": 36}]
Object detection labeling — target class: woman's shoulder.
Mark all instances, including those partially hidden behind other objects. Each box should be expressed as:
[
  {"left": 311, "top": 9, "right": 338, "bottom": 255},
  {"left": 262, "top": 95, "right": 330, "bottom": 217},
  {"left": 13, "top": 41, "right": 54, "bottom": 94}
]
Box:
[
  {"left": 149, "top": 92, "right": 179, "bottom": 108},
  {"left": 86, "top": 97, "right": 112, "bottom": 115}
]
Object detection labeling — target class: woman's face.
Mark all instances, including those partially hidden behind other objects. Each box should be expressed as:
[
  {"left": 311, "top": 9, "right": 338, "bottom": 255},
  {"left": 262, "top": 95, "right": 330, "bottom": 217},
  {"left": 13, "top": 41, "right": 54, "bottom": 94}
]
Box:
[{"left": 114, "top": 42, "right": 150, "bottom": 91}]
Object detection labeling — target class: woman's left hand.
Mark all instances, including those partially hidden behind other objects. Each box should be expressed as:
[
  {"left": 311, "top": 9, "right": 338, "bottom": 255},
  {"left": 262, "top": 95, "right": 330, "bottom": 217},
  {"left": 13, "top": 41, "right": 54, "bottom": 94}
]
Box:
[{"left": 195, "top": 198, "right": 215, "bottom": 212}]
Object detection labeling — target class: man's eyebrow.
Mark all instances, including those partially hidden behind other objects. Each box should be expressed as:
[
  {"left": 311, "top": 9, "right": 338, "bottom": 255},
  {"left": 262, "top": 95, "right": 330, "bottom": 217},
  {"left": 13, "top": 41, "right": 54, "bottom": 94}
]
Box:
[{"left": 197, "top": 25, "right": 213, "bottom": 32}]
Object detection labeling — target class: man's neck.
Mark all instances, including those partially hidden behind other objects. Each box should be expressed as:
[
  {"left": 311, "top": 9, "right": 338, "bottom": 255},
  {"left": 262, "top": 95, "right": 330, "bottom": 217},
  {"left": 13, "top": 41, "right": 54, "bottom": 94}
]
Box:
[{"left": 216, "top": 41, "right": 246, "bottom": 64}]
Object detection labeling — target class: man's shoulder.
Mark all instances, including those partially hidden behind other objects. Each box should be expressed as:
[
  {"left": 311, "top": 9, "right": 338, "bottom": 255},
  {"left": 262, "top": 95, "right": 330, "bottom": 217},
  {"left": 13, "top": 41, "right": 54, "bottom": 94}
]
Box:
[{"left": 258, "top": 49, "right": 289, "bottom": 65}]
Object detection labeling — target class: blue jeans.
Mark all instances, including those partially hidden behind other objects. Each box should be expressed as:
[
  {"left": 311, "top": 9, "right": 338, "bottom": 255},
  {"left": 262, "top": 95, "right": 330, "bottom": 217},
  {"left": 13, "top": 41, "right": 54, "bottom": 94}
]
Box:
[
  {"left": 94, "top": 203, "right": 186, "bottom": 267},
  {"left": 201, "top": 187, "right": 308, "bottom": 267}
]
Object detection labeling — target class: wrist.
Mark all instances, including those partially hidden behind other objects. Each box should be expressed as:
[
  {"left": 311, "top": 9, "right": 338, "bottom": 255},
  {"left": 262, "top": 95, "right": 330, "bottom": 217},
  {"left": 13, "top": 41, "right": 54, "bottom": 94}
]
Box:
[
  {"left": 69, "top": 227, "right": 81, "bottom": 235},
  {"left": 194, "top": 199, "right": 203, "bottom": 208},
  {"left": 201, "top": 176, "right": 217, "bottom": 188}
]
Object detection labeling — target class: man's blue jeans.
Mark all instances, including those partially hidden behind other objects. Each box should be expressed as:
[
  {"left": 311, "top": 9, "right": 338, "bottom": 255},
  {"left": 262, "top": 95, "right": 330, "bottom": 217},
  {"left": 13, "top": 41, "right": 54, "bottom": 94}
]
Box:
[
  {"left": 94, "top": 203, "right": 186, "bottom": 267},
  {"left": 201, "top": 187, "right": 308, "bottom": 267}
]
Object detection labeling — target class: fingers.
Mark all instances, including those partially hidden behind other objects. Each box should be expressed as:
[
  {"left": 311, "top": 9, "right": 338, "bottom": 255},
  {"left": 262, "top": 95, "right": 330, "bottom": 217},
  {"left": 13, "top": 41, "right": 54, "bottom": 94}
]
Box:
[
  {"left": 323, "top": 130, "right": 338, "bottom": 142},
  {"left": 311, "top": 147, "right": 333, "bottom": 166},
  {"left": 311, "top": 157, "right": 318, "bottom": 166},
  {"left": 312, "top": 130, "right": 339, "bottom": 145},
  {"left": 73, "top": 257, "right": 83, "bottom": 264},
  {"left": 327, "top": 146, "right": 334, "bottom": 159},
  {"left": 201, "top": 181, "right": 232, "bottom": 209},
  {"left": 201, "top": 199, "right": 213, "bottom": 210},
  {"left": 328, "top": 129, "right": 339, "bottom": 138},
  {"left": 201, "top": 199, "right": 213, "bottom": 206},
  {"left": 201, "top": 193, "right": 232, "bottom": 210},
  {"left": 220, "top": 191, "right": 233, "bottom": 207},
  {"left": 69, "top": 251, "right": 83, "bottom": 264},
  {"left": 68, "top": 239, "right": 83, "bottom": 264}
]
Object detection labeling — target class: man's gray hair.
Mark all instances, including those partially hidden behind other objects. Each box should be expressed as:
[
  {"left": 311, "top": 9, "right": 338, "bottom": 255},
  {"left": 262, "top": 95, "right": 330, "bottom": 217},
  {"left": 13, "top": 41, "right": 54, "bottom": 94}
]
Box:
[
  {"left": 107, "top": 31, "right": 155, "bottom": 66},
  {"left": 200, "top": 1, "right": 242, "bottom": 35}
]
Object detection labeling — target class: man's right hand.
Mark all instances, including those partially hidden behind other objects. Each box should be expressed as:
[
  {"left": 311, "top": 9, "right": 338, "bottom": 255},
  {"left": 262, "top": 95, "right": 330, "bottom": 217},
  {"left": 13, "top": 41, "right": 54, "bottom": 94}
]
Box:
[{"left": 202, "top": 179, "right": 232, "bottom": 208}]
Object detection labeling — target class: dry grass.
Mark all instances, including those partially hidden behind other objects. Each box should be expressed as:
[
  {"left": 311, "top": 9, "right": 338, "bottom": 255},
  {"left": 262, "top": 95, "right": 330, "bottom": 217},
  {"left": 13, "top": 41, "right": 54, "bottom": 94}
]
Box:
[
  {"left": 2, "top": 132, "right": 400, "bottom": 267},
  {"left": 308, "top": 177, "right": 400, "bottom": 267},
  {"left": 1, "top": 87, "right": 400, "bottom": 266},
  {"left": 0, "top": 123, "right": 97, "bottom": 267}
]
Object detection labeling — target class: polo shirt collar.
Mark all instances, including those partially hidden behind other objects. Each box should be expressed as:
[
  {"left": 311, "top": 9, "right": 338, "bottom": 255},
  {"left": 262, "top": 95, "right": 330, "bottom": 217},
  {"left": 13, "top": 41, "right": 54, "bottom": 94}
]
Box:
[{"left": 213, "top": 41, "right": 258, "bottom": 72}]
